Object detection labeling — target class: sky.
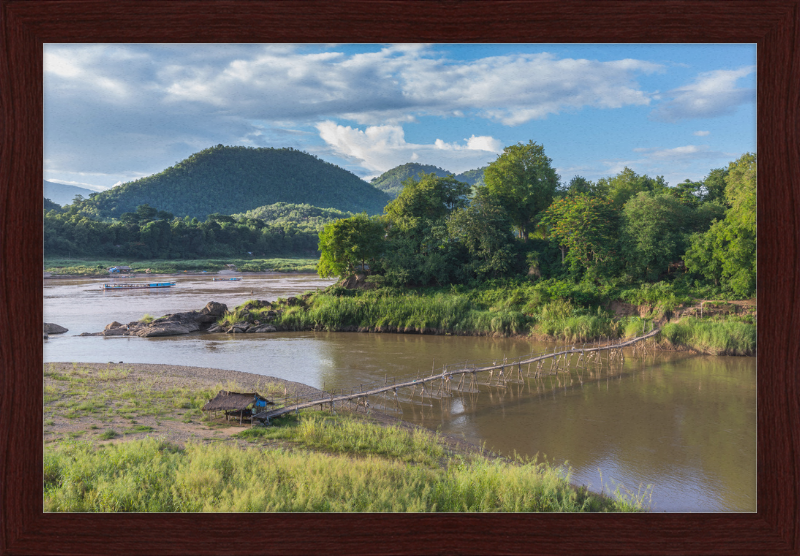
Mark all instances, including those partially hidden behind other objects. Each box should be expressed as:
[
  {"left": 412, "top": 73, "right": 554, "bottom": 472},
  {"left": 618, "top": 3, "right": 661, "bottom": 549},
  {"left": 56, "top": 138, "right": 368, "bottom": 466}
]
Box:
[{"left": 43, "top": 43, "right": 756, "bottom": 192}]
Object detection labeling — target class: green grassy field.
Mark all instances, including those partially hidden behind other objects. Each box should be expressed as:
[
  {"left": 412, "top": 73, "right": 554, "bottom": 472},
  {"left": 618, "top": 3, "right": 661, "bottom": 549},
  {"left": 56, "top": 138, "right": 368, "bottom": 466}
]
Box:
[{"left": 44, "top": 414, "right": 649, "bottom": 513}]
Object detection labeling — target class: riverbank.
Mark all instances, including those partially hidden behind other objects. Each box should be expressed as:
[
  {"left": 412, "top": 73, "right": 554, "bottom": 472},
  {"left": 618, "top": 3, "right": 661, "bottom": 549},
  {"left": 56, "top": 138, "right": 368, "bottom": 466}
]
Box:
[
  {"left": 43, "top": 256, "right": 319, "bottom": 277},
  {"left": 43, "top": 362, "right": 646, "bottom": 512},
  {"left": 220, "top": 285, "right": 756, "bottom": 356}
]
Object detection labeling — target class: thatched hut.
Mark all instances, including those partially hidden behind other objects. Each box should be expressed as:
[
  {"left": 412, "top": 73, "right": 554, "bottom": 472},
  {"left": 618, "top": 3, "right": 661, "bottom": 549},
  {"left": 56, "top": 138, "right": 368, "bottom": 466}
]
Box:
[{"left": 202, "top": 390, "right": 273, "bottom": 425}]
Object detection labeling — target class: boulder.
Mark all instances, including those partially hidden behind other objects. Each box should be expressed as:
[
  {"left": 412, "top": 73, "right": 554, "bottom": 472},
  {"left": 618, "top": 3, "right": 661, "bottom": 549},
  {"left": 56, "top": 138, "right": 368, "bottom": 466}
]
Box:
[
  {"left": 101, "top": 327, "right": 126, "bottom": 336},
  {"left": 286, "top": 296, "right": 299, "bottom": 306},
  {"left": 201, "top": 301, "right": 228, "bottom": 317},
  {"left": 136, "top": 322, "right": 195, "bottom": 337},
  {"left": 206, "top": 324, "right": 225, "bottom": 333},
  {"left": 43, "top": 323, "right": 68, "bottom": 334},
  {"left": 249, "top": 324, "right": 277, "bottom": 333},
  {"left": 104, "top": 321, "right": 124, "bottom": 330}
]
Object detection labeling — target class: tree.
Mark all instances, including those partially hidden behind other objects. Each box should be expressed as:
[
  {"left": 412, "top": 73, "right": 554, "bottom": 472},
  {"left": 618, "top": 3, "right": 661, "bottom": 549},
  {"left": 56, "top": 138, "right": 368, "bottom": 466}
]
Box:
[
  {"left": 684, "top": 153, "right": 756, "bottom": 296},
  {"left": 447, "top": 190, "right": 518, "bottom": 279},
  {"left": 384, "top": 173, "right": 470, "bottom": 224},
  {"left": 540, "top": 194, "right": 620, "bottom": 277},
  {"left": 135, "top": 204, "right": 158, "bottom": 222},
  {"left": 596, "top": 167, "right": 667, "bottom": 207},
  {"left": 482, "top": 141, "right": 559, "bottom": 241},
  {"left": 317, "top": 214, "right": 385, "bottom": 278},
  {"left": 620, "top": 192, "right": 688, "bottom": 281},
  {"left": 562, "top": 176, "right": 602, "bottom": 198}
]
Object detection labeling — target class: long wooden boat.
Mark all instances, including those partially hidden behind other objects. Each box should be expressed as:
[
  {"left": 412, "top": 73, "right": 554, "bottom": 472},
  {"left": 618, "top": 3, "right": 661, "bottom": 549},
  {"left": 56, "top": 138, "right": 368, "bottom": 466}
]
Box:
[
  {"left": 101, "top": 282, "right": 177, "bottom": 289},
  {"left": 212, "top": 277, "right": 242, "bottom": 281}
]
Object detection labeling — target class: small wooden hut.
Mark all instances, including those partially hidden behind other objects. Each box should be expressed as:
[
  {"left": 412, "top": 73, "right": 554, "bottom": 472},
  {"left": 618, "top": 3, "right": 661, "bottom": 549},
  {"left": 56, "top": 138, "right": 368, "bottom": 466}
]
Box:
[{"left": 202, "top": 390, "right": 273, "bottom": 425}]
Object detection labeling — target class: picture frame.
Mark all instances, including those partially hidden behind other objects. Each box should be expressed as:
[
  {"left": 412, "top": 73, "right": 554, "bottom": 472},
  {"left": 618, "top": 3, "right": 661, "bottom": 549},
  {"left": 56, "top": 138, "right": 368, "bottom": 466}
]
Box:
[{"left": 2, "top": 1, "right": 797, "bottom": 553}]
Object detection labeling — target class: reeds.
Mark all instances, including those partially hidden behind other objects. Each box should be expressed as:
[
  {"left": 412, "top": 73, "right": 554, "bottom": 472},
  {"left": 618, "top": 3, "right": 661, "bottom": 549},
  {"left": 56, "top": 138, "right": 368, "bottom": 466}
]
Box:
[{"left": 659, "top": 317, "right": 756, "bottom": 355}]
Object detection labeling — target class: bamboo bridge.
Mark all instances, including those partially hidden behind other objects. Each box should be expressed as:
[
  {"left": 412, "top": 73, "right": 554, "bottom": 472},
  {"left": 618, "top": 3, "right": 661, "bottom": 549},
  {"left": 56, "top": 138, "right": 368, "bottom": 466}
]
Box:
[{"left": 253, "top": 327, "right": 661, "bottom": 425}]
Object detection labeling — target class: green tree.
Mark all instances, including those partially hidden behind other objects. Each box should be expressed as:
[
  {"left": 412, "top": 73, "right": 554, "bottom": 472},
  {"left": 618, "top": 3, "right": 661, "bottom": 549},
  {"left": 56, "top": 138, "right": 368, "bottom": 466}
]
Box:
[
  {"left": 482, "top": 141, "right": 559, "bottom": 241},
  {"left": 620, "top": 192, "right": 689, "bottom": 281},
  {"left": 135, "top": 204, "right": 158, "bottom": 222},
  {"left": 684, "top": 153, "right": 756, "bottom": 296},
  {"left": 447, "top": 191, "right": 518, "bottom": 279},
  {"left": 596, "top": 167, "right": 667, "bottom": 207},
  {"left": 317, "top": 214, "right": 385, "bottom": 278},
  {"left": 540, "top": 194, "right": 620, "bottom": 277}
]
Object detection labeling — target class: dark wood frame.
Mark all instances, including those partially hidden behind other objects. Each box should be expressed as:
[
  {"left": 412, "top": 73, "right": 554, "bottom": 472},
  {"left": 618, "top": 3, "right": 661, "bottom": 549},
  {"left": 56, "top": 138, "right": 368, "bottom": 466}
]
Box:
[{"left": 2, "top": 1, "right": 797, "bottom": 554}]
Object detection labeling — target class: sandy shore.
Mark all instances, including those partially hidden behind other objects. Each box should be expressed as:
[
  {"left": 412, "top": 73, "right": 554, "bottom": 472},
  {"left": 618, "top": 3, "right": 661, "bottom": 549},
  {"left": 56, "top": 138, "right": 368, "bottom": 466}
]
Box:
[
  {"left": 43, "top": 362, "right": 325, "bottom": 448},
  {"left": 43, "top": 362, "right": 483, "bottom": 456}
]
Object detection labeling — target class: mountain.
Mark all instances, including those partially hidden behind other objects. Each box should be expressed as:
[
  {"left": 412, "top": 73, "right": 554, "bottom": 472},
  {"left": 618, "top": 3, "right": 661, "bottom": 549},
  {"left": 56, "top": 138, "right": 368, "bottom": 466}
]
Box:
[
  {"left": 370, "top": 163, "right": 487, "bottom": 198},
  {"left": 43, "top": 197, "right": 64, "bottom": 212},
  {"left": 43, "top": 180, "right": 98, "bottom": 206},
  {"left": 82, "top": 145, "right": 391, "bottom": 219}
]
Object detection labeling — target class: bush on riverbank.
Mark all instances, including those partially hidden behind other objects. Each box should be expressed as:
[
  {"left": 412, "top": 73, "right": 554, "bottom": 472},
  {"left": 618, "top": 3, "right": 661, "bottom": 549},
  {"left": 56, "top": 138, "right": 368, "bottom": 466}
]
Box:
[
  {"left": 44, "top": 415, "right": 645, "bottom": 512},
  {"left": 659, "top": 317, "right": 756, "bottom": 355}
]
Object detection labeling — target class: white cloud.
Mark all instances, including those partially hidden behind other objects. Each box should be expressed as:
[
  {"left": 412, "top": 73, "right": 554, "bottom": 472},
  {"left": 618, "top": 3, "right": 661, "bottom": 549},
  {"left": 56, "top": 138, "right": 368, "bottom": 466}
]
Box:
[
  {"left": 694, "top": 130, "right": 710, "bottom": 136},
  {"left": 151, "top": 47, "right": 663, "bottom": 126},
  {"left": 316, "top": 121, "right": 500, "bottom": 174},
  {"left": 651, "top": 66, "right": 755, "bottom": 122}
]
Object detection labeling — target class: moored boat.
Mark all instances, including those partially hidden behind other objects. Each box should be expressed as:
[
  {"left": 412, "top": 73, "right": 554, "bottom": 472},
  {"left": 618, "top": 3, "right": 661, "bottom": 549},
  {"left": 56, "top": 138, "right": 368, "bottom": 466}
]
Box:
[
  {"left": 213, "top": 277, "right": 242, "bottom": 281},
  {"left": 101, "top": 282, "right": 176, "bottom": 289}
]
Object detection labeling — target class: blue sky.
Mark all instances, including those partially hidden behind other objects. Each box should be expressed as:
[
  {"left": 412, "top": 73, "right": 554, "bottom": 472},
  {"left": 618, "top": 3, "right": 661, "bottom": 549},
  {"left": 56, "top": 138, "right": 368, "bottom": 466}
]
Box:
[{"left": 43, "top": 43, "right": 756, "bottom": 192}]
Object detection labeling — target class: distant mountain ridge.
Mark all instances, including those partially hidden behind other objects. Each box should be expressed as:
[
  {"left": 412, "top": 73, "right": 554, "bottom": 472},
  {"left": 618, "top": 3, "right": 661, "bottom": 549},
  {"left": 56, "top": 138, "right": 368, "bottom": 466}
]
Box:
[
  {"left": 370, "top": 163, "right": 487, "bottom": 198},
  {"left": 81, "top": 145, "right": 391, "bottom": 219},
  {"left": 43, "top": 180, "right": 99, "bottom": 206}
]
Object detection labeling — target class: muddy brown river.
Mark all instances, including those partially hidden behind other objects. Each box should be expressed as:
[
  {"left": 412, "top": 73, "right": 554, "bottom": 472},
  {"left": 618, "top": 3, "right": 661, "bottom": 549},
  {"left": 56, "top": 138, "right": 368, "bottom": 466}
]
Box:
[{"left": 44, "top": 273, "right": 756, "bottom": 512}]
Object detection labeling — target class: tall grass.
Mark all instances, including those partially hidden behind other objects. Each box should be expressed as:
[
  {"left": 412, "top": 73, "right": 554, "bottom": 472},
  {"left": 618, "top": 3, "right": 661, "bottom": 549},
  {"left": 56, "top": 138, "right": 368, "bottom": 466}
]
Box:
[
  {"left": 44, "top": 436, "right": 640, "bottom": 512},
  {"left": 237, "top": 413, "right": 447, "bottom": 465},
  {"left": 660, "top": 317, "right": 756, "bottom": 355}
]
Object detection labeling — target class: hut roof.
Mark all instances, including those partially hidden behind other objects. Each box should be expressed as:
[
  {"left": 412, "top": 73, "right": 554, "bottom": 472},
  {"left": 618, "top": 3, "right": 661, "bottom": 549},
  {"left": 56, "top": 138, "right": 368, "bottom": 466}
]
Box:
[{"left": 202, "top": 390, "right": 271, "bottom": 412}]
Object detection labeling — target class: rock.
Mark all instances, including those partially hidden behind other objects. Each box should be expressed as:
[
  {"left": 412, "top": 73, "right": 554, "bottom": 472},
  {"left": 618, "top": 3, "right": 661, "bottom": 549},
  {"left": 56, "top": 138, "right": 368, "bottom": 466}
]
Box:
[
  {"left": 43, "top": 323, "right": 68, "bottom": 334},
  {"left": 101, "top": 327, "right": 126, "bottom": 336},
  {"left": 201, "top": 301, "right": 228, "bottom": 317},
  {"left": 286, "top": 296, "right": 299, "bottom": 306},
  {"left": 104, "top": 321, "right": 124, "bottom": 330},
  {"left": 136, "top": 322, "right": 195, "bottom": 337},
  {"left": 250, "top": 324, "right": 277, "bottom": 333},
  {"left": 206, "top": 324, "right": 225, "bottom": 333}
]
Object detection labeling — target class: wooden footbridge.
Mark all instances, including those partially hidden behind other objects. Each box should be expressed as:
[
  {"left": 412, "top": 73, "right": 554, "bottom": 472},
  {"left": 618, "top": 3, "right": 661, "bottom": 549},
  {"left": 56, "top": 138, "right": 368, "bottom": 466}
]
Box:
[{"left": 253, "top": 327, "right": 661, "bottom": 425}]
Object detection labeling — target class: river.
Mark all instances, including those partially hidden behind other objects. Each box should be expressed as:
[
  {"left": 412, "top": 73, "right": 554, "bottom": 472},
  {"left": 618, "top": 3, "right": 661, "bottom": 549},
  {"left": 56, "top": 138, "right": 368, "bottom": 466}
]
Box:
[{"left": 43, "top": 273, "right": 756, "bottom": 512}]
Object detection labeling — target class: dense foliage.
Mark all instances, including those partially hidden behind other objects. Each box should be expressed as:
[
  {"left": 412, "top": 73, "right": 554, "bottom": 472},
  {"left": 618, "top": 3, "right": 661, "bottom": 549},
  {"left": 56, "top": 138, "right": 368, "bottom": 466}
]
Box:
[
  {"left": 79, "top": 145, "right": 391, "bottom": 218},
  {"left": 44, "top": 203, "right": 321, "bottom": 259},
  {"left": 318, "top": 147, "right": 757, "bottom": 299},
  {"left": 232, "top": 202, "right": 354, "bottom": 226},
  {"left": 370, "top": 162, "right": 486, "bottom": 198}
]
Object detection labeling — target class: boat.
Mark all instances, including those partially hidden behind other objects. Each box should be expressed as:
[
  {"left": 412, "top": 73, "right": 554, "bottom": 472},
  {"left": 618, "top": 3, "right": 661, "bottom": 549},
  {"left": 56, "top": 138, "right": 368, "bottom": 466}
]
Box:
[
  {"left": 213, "top": 277, "right": 242, "bottom": 281},
  {"left": 101, "top": 282, "right": 177, "bottom": 289}
]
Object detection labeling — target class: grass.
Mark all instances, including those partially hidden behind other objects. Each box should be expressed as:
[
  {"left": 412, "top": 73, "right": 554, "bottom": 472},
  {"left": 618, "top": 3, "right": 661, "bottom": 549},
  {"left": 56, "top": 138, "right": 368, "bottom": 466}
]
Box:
[
  {"left": 237, "top": 412, "right": 447, "bottom": 466},
  {"left": 44, "top": 256, "right": 319, "bottom": 276},
  {"left": 43, "top": 433, "right": 643, "bottom": 512},
  {"left": 659, "top": 317, "right": 756, "bottom": 355},
  {"left": 42, "top": 364, "right": 281, "bottom": 424},
  {"left": 209, "top": 278, "right": 753, "bottom": 353}
]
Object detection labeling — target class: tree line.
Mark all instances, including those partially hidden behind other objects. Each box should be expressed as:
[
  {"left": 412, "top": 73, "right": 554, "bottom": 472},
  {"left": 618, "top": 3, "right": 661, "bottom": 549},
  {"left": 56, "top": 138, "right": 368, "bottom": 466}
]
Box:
[
  {"left": 318, "top": 141, "right": 756, "bottom": 298},
  {"left": 44, "top": 202, "right": 323, "bottom": 259}
]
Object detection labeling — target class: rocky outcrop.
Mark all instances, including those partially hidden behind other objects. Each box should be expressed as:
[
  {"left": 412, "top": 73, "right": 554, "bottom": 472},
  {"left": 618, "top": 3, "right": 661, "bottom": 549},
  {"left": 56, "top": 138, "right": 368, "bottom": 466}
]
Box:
[
  {"left": 84, "top": 300, "right": 281, "bottom": 337},
  {"left": 44, "top": 323, "right": 68, "bottom": 334},
  {"left": 137, "top": 322, "right": 196, "bottom": 337}
]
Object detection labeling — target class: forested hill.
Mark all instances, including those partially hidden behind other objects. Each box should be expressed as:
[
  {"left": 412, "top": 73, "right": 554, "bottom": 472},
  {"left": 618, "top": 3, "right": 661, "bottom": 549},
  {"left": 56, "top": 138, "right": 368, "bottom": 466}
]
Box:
[
  {"left": 43, "top": 180, "right": 98, "bottom": 206},
  {"left": 371, "top": 163, "right": 486, "bottom": 198},
  {"left": 82, "top": 145, "right": 391, "bottom": 219}
]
